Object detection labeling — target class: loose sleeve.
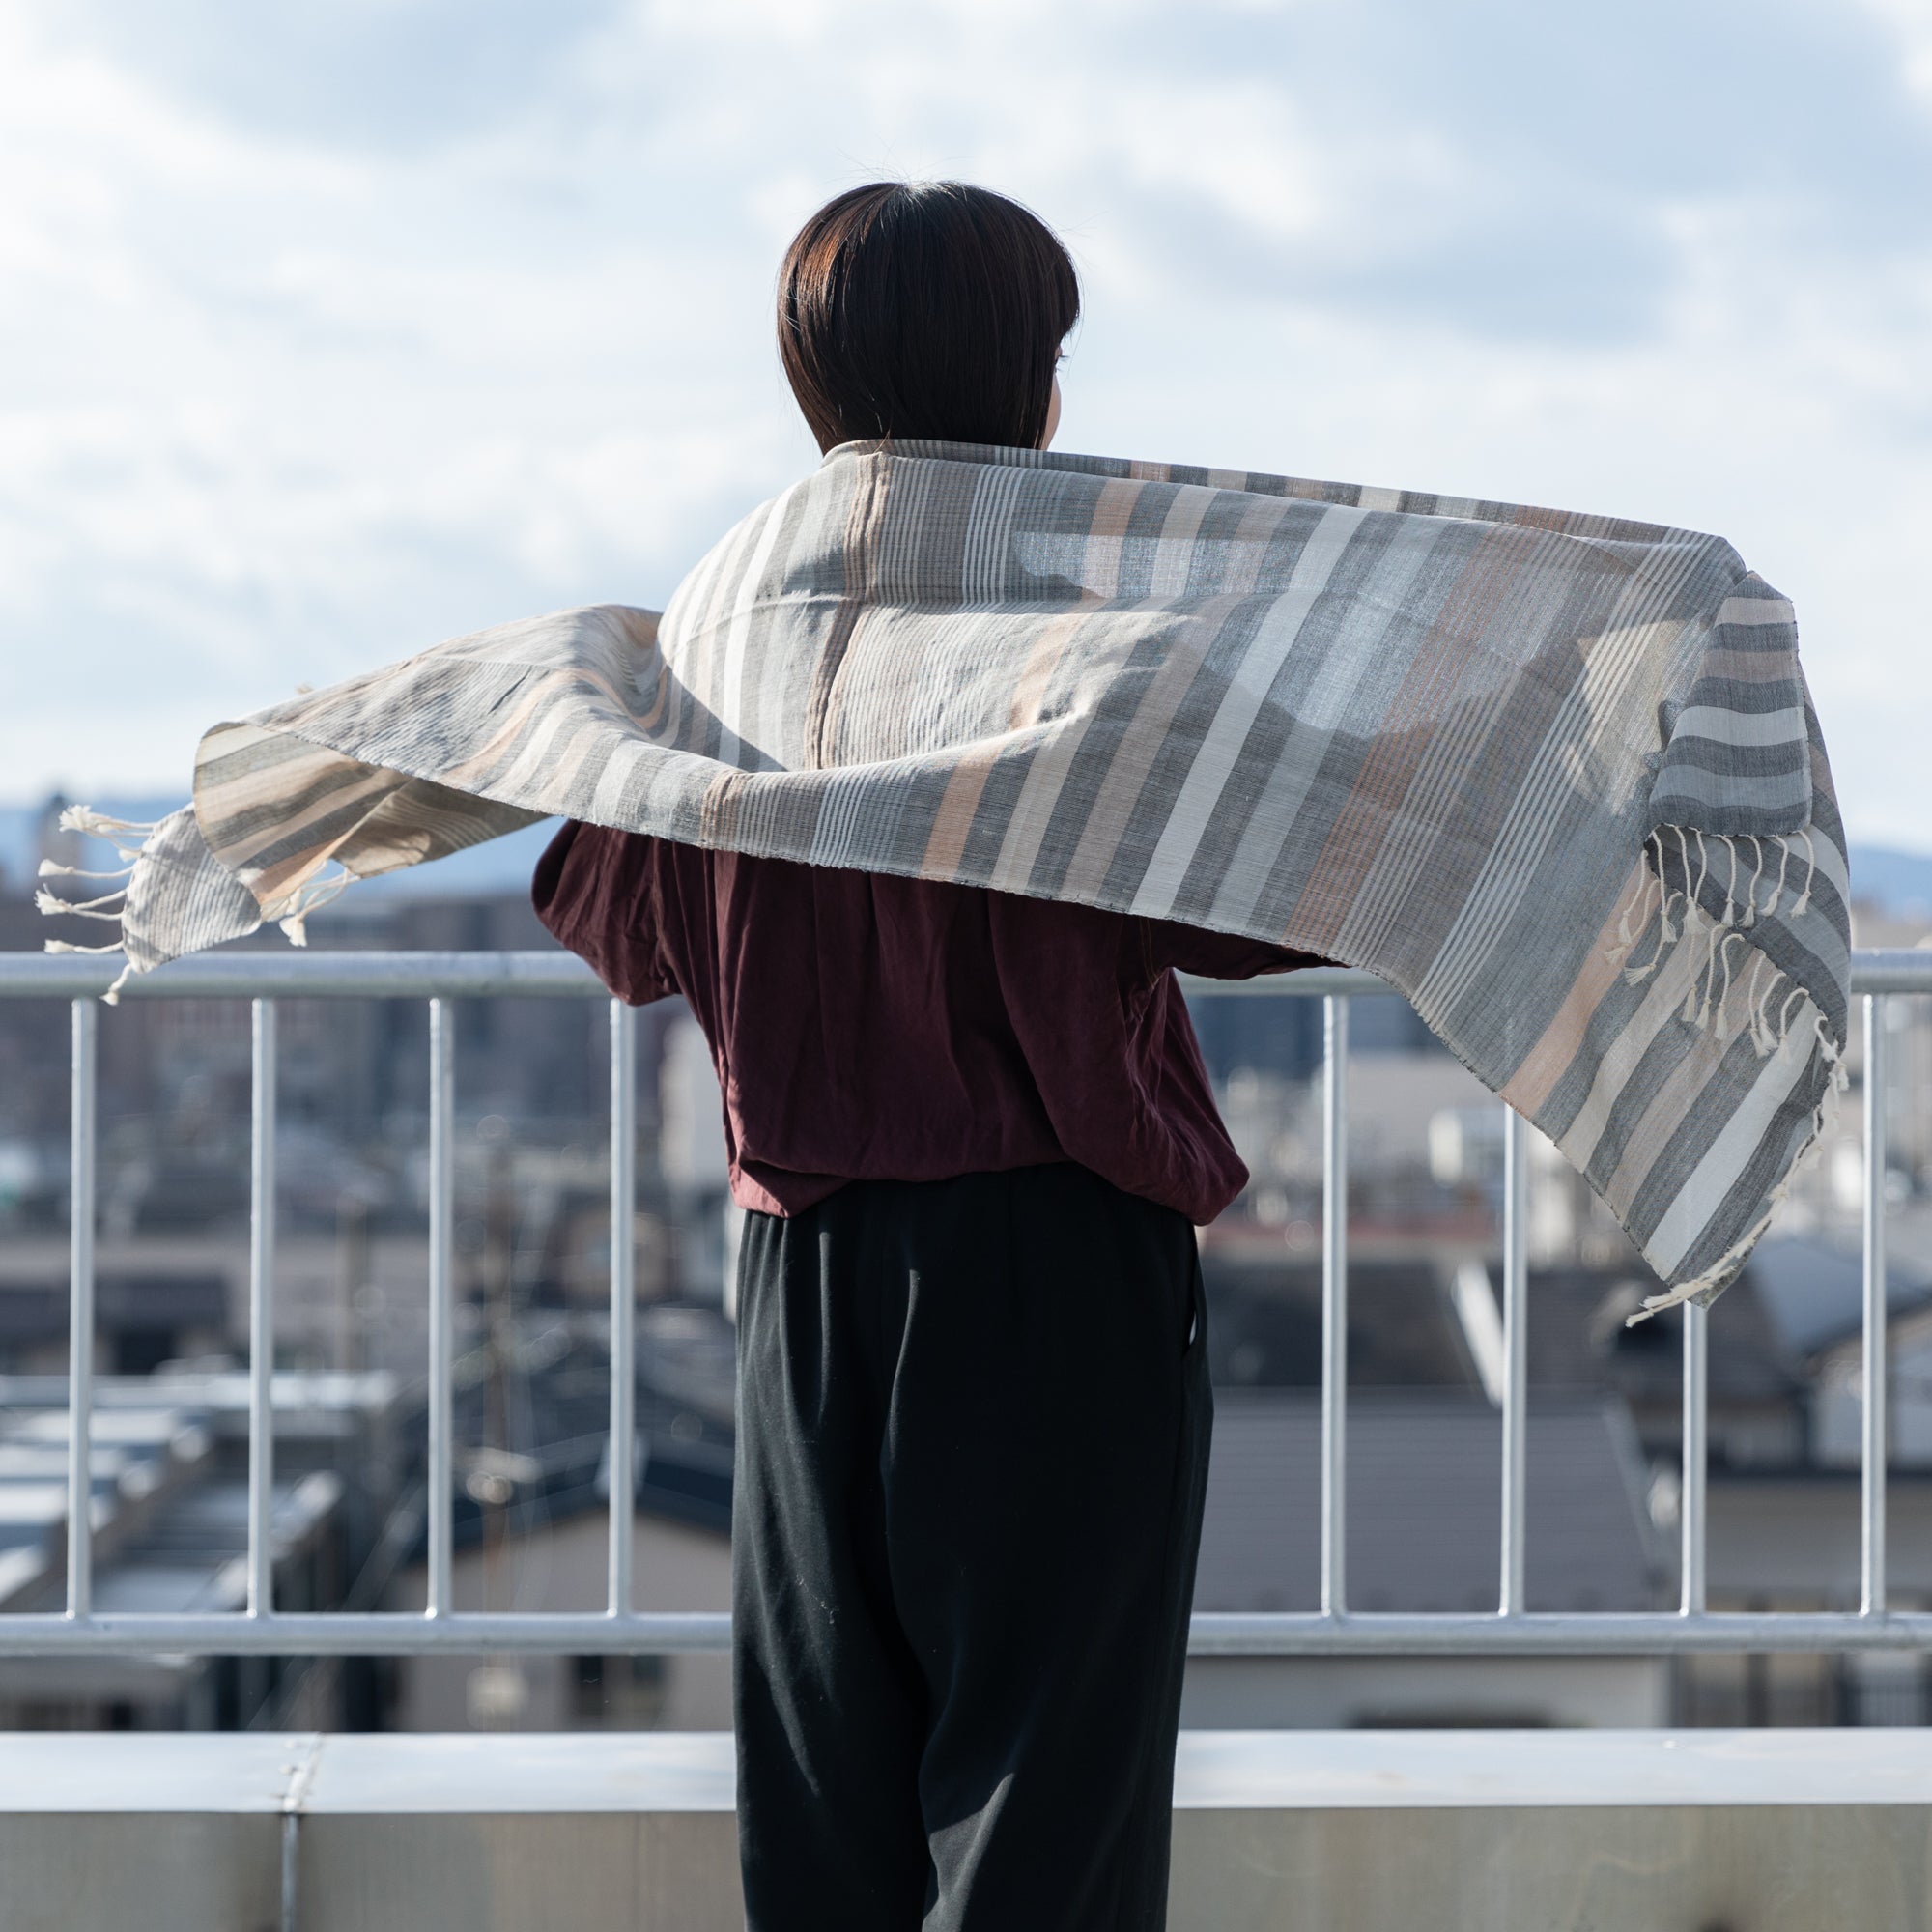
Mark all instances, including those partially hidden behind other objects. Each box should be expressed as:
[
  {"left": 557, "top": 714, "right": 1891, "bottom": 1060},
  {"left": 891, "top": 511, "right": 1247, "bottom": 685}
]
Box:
[
  {"left": 1141, "top": 914, "right": 1328, "bottom": 982},
  {"left": 530, "top": 822, "right": 679, "bottom": 1006}
]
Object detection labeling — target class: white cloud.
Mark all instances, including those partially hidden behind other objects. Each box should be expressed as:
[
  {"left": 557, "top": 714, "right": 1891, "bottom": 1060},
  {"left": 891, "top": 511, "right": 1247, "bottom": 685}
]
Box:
[
  {"left": 1854, "top": 0, "right": 1932, "bottom": 96},
  {"left": 4, "top": 0, "right": 1932, "bottom": 853}
]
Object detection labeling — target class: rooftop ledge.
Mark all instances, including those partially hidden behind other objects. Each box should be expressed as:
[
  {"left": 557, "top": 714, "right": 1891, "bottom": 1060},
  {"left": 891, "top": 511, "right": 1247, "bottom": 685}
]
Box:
[
  {"left": 4, "top": 1726, "right": 1932, "bottom": 1813},
  {"left": 7, "top": 1730, "right": 1931, "bottom": 1931}
]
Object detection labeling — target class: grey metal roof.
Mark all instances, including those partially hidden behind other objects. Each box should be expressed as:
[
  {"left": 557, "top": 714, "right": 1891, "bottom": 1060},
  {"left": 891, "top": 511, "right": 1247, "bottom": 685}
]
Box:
[
  {"left": 1193, "top": 1390, "right": 1662, "bottom": 1615},
  {"left": 93, "top": 1475, "right": 342, "bottom": 1613},
  {"left": 1741, "top": 1234, "right": 1932, "bottom": 1357},
  {"left": 0, "top": 1393, "right": 346, "bottom": 1616},
  {"left": 1513, "top": 1264, "right": 1799, "bottom": 1407},
  {"left": 1199, "top": 1255, "right": 1483, "bottom": 1391}
]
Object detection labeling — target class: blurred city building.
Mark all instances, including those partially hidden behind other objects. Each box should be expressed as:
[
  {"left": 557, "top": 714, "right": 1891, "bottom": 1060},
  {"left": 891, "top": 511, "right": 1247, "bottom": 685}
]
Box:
[{"left": 4, "top": 803, "right": 1932, "bottom": 1734}]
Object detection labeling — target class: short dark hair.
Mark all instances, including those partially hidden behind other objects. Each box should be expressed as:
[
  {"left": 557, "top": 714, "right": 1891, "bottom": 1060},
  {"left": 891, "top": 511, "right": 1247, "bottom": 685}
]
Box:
[{"left": 778, "top": 181, "right": 1080, "bottom": 455}]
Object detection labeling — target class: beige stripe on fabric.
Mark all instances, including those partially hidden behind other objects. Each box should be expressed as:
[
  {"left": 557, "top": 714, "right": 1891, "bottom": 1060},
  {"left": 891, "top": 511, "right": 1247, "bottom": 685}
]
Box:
[
  {"left": 202, "top": 751, "right": 395, "bottom": 872},
  {"left": 462, "top": 677, "right": 589, "bottom": 798},
  {"left": 1201, "top": 511, "right": 1443, "bottom": 935},
  {"left": 697, "top": 768, "right": 745, "bottom": 848},
  {"left": 243, "top": 771, "right": 414, "bottom": 897},
  {"left": 983, "top": 613, "right": 1168, "bottom": 895},
  {"left": 250, "top": 824, "right": 381, "bottom": 902},
  {"left": 1145, "top": 485, "right": 1214, "bottom": 599},
  {"left": 443, "top": 658, "right": 668, "bottom": 807},
  {"left": 1130, "top": 501, "right": 1363, "bottom": 920},
  {"left": 1412, "top": 538, "right": 1713, "bottom": 1021},
  {"left": 1641, "top": 1004, "right": 1821, "bottom": 1277},
  {"left": 921, "top": 767, "right": 994, "bottom": 877},
  {"left": 1605, "top": 931, "right": 1802, "bottom": 1217},
  {"left": 1599, "top": 991, "right": 1737, "bottom": 1219},
  {"left": 984, "top": 620, "right": 1177, "bottom": 894},
  {"left": 1078, "top": 478, "right": 1149, "bottom": 603},
  {"left": 1058, "top": 595, "right": 1244, "bottom": 900},
  {"left": 987, "top": 704, "right": 1096, "bottom": 894},
  {"left": 982, "top": 481, "right": 1145, "bottom": 893},
  {"left": 1288, "top": 529, "right": 1532, "bottom": 950},
  {"left": 922, "top": 740, "right": 1005, "bottom": 877},
  {"left": 198, "top": 722, "right": 337, "bottom": 801},
  {"left": 1503, "top": 862, "right": 1646, "bottom": 1119},
  {"left": 439, "top": 668, "right": 600, "bottom": 787},
  {"left": 1330, "top": 540, "right": 1605, "bottom": 968},
  {"left": 1555, "top": 929, "right": 1710, "bottom": 1176},
  {"left": 488, "top": 711, "right": 621, "bottom": 821}
]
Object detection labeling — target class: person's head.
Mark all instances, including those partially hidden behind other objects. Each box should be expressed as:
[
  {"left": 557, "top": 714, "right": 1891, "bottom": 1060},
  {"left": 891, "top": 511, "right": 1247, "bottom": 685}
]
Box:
[{"left": 778, "top": 181, "right": 1079, "bottom": 456}]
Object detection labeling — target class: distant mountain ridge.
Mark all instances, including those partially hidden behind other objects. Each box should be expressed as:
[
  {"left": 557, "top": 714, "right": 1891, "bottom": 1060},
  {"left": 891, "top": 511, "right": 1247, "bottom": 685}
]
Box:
[{"left": 1838, "top": 845, "right": 1932, "bottom": 920}]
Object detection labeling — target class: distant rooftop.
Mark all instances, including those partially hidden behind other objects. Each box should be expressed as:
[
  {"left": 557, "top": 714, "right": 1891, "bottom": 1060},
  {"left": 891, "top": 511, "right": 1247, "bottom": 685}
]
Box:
[
  {"left": 1194, "top": 1391, "right": 1661, "bottom": 1616},
  {"left": 0, "top": 1388, "right": 352, "bottom": 1618}
]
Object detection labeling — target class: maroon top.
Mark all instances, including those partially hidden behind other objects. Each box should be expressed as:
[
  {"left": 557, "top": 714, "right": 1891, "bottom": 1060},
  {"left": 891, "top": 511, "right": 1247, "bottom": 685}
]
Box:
[{"left": 531, "top": 823, "right": 1322, "bottom": 1225}]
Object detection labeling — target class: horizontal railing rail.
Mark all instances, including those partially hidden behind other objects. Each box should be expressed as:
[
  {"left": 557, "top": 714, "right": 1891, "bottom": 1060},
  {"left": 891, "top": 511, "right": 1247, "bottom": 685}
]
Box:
[{"left": 1, "top": 947, "right": 1925, "bottom": 1658}]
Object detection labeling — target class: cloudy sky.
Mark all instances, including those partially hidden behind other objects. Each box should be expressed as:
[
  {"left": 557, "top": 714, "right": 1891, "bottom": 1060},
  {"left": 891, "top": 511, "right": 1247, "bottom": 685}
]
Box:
[{"left": 4, "top": 0, "right": 1930, "bottom": 845}]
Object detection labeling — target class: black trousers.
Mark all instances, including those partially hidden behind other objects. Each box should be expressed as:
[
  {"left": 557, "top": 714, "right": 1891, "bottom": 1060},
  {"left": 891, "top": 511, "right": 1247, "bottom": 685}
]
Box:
[{"left": 731, "top": 1162, "right": 1213, "bottom": 1932}]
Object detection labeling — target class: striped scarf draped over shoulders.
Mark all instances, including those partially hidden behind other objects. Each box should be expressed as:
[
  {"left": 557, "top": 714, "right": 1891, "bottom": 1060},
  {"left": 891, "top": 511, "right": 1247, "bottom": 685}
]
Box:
[{"left": 56, "top": 438, "right": 1850, "bottom": 1315}]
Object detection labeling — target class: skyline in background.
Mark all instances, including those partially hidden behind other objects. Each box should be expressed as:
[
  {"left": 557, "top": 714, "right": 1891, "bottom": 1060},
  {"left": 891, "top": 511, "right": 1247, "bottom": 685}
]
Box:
[{"left": 4, "top": 1, "right": 1931, "bottom": 846}]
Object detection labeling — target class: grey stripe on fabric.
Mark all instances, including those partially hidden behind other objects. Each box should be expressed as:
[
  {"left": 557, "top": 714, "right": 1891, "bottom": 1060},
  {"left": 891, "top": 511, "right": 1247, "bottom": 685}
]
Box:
[
  {"left": 1620, "top": 1019, "right": 1822, "bottom": 1252},
  {"left": 1667, "top": 1052, "right": 1833, "bottom": 1284},
  {"left": 1649, "top": 762, "right": 1813, "bottom": 811},
  {"left": 1656, "top": 735, "right": 1808, "bottom": 776}
]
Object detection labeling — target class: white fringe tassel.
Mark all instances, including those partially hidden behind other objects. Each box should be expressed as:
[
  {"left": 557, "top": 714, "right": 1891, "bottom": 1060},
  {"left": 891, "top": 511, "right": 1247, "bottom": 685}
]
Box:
[
  {"left": 1599, "top": 821, "right": 1843, "bottom": 1323},
  {"left": 40, "top": 804, "right": 152, "bottom": 1002},
  {"left": 1608, "top": 825, "right": 1826, "bottom": 1064},
  {"left": 53, "top": 805, "right": 166, "bottom": 867},
  {"left": 269, "top": 869, "right": 354, "bottom": 947},
  {"left": 38, "top": 808, "right": 359, "bottom": 1005},
  {"left": 38, "top": 802, "right": 358, "bottom": 1003},
  {"left": 35, "top": 887, "right": 128, "bottom": 919},
  {"left": 39, "top": 859, "right": 136, "bottom": 882},
  {"left": 1625, "top": 1009, "right": 1849, "bottom": 1325}
]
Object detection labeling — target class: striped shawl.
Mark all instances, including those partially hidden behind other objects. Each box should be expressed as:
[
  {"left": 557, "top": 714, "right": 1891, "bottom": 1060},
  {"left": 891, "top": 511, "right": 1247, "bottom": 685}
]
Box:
[{"left": 53, "top": 439, "right": 1851, "bottom": 1315}]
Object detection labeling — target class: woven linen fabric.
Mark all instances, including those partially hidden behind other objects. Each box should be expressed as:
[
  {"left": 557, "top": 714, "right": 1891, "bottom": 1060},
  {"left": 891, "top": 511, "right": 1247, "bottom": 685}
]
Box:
[{"left": 52, "top": 437, "right": 1850, "bottom": 1314}]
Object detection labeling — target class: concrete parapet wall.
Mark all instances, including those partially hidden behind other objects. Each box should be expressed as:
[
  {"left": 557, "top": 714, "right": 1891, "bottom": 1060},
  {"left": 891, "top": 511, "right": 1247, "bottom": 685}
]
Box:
[{"left": 1, "top": 1729, "right": 1928, "bottom": 1932}]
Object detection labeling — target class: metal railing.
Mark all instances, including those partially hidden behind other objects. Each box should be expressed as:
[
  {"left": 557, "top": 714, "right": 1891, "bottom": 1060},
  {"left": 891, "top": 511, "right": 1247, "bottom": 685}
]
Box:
[{"left": 1, "top": 946, "right": 1927, "bottom": 1659}]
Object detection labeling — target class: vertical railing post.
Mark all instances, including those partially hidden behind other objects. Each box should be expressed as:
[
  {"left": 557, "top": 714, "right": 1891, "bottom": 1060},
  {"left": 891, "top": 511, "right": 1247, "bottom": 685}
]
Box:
[
  {"left": 1499, "top": 1107, "right": 1529, "bottom": 1616},
  {"left": 426, "top": 999, "right": 456, "bottom": 1619},
  {"left": 1862, "top": 992, "right": 1889, "bottom": 1617},
  {"left": 66, "top": 1000, "right": 98, "bottom": 1620},
  {"left": 608, "top": 999, "right": 638, "bottom": 1620},
  {"left": 1321, "top": 995, "right": 1350, "bottom": 1618},
  {"left": 246, "top": 1000, "right": 277, "bottom": 1618},
  {"left": 1681, "top": 1299, "right": 1708, "bottom": 1616}
]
